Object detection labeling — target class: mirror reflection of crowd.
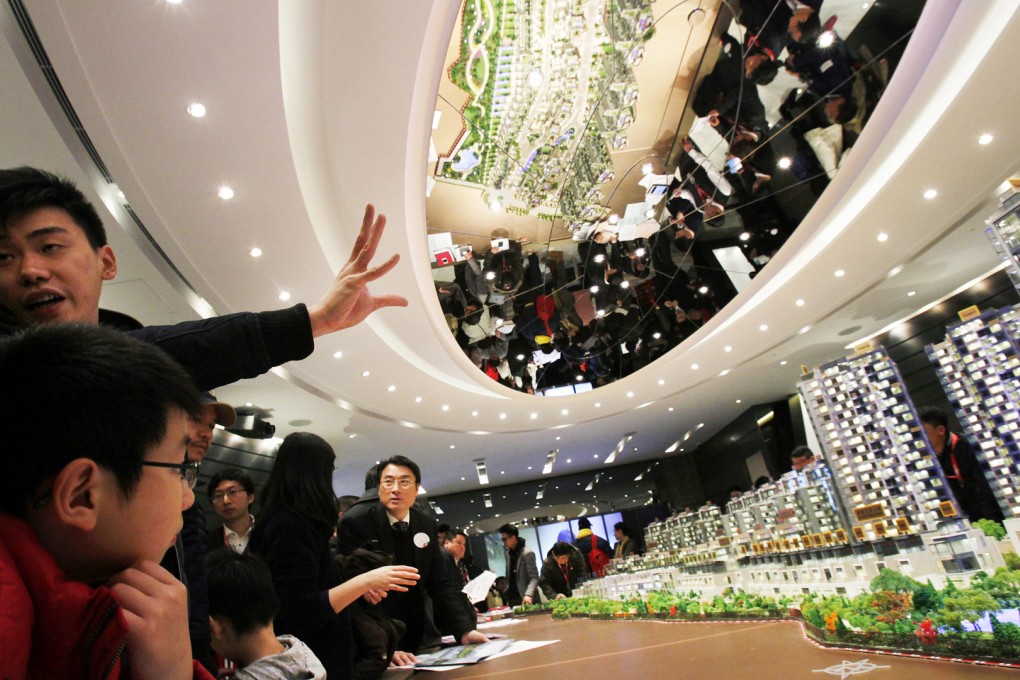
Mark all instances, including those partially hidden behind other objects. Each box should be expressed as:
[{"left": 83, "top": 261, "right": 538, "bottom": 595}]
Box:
[{"left": 436, "top": 0, "right": 901, "bottom": 394}]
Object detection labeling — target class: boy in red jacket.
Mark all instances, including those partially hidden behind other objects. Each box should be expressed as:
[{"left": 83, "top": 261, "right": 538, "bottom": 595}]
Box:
[{"left": 0, "top": 323, "right": 214, "bottom": 680}]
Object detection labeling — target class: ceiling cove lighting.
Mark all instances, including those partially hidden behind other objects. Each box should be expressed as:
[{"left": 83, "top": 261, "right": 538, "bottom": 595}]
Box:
[
  {"left": 543, "top": 449, "right": 558, "bottom": 474},
  {"left": 584, "top": 473, "right": 602, "bottom": 492},
  {"left": 604, "top": 432, "right": 635, "bottom": 465},
  {"left": 474, "top": 459, "right": 489, "bottom": 485}
]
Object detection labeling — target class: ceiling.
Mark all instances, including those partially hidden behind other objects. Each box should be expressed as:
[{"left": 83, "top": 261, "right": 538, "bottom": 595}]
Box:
[{"left": 2, "top": 1, "right": 1019, "bottom": 509}]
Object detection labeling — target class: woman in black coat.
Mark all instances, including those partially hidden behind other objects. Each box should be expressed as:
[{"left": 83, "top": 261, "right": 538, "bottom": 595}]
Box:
[{"left": 249, "top": 432, "right": 419, "bottom": 678}]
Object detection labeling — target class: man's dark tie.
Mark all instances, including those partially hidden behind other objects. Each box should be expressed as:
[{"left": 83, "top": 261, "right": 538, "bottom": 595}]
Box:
[{"left": 393, "top": 520, "right": 409, "bottom": 533}]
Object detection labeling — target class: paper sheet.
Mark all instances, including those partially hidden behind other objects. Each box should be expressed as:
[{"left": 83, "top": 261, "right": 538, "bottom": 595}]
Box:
[
  {"left": 463, "top": 569, "right": 497, "bottom": 604},
  {"left": 416, "top": 639, "right": 560, "bottom": 672}
]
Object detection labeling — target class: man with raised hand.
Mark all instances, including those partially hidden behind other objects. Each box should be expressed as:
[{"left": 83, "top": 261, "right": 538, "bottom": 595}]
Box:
[{"left": 0, "top": 167, "right": 407, "bottom": 389}]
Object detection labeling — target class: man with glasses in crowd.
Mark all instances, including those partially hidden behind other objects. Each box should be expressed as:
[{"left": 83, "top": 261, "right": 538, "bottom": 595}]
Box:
[
  {"left": 160, "top": 392, "right": 237, "bottom": 672},
  {"left": 337, "top": 455, "right": 487, "bottom": 667},
  {"left": 208, "top": 469, "right": 257, "bottom": 554}
]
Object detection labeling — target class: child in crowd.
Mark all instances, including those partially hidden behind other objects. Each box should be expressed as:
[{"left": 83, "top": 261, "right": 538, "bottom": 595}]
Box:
[
  {"left": 206, "top": 548, "right": 327, "bottom": 679},
  {"left": 0, "top": 323, "right": 213, "bottom": 679}
]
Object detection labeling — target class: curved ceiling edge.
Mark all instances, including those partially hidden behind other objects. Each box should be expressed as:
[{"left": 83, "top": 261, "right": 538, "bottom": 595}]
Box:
[{"left": 279, "top": 1, "right": 497, "bottom": 399}]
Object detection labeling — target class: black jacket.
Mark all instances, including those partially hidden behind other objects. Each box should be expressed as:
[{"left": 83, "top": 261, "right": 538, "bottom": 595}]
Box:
[{"left": 337, "top": 503, "right": 475, "bottom": 650}]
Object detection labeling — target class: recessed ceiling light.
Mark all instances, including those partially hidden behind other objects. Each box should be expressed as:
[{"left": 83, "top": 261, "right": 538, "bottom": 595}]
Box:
[
  {"left": 387, "top": 385, "right": 396, "bottom": 392},
  {"left": 361, "top": 370, "right": 370, "bottom": 377},
  {"left": 834, "top": 269, "right": 845, "bottom": 278},
  {"left": 499, "top": 413, "right": 507, "bottom": 419},
  {"left": 415, "top": 396, "right": 422, "bottom": 403},
  {"left": 795, "top": 298, "right": 805, "bottom": 306},
  {"left": 186, "top": 102, "right": 206, "bottom": 118},
  {"left": 799, "top": 325, "right": 811, "bottom": 334},
  {"left": 907, "top": 290, "right": 917, "bottom": 297},
  {"left": 978, "top": 133, "right": 994, "bottom": 145},
  {"left": 278, "top": 291, "right": 291, "bottom": 301},
  {"left": 167, "top": 0, "right": 182, "bottom": 4},
  {"left": 736, "top": 399, "right": 742, "bottom": 404},
  {"left": 461, "top": 476, "right": 466, "bottom": 481},
  {"left": 530, "top": 412, "right": 537, "bottom": 419},
  {"left": 626, "top": 391, "right": 634, "bottom": 397},
  {"left": 450, "top": 445, "right": 455, "bottom": 449},
  {"left": 441, "top": 404, "right": 449, "bottom": 411},
  {"left": 594, "top": 454, "right": 599, "bottom": 459},
  {"left": 561, "top": 409, "right": 569, "bottom": 415},
  {"left": 249, "top": 247, "right": 262, "bottom": 258},
  {"left": 888, "top": 265, "right": 903, "bottom": 277},
  {"left": 472, "top": 410, "right": 478, "bottom": 417},
  {"left": 691, "top": 363, "right": 699, "bottom": 371},
  {"left": 566, "top": 458, "right": 572, "bottom": 463},
  {"left": 595, "top": 402, "right": 601, "bottom": 408},
  {"left": 723, "top": 345, "right": 732, "bottom": 352},
  {"left": 668, "top": 407, "right": 674, "bottom": 412},
  {"left": 719, "top": 369, "right": 730, "bottom": 376},
  {"left": 348, "top": 434, "right": 356, "bottom": 439},
  {"left": 777, "top": 157, "right": 792, "bottom": 169},
  {"left": 658, "top": 379, "right": 664, "bottom": 385},
  {"left": 780, "top": 360, "right": 788, "bottom": 366},
  {"left": 217, "top": 186, "right": 235, "bottom": 200},
  {"left": 759, "top": 324, "right": 768, "bottom": 332},
  {"left": 555, "top": 436, "right": 561, "bottom": 441},
  {"left": 245, "top": 402, "right": 253, "bottom": 407},
  {"left": 923, "top": 188, "right": 938, "bottom": 200},
  {"left": 877, "top": 233, "right": 888, "bottom": 242},
  {"left": 332, "top": 351, "right": 343, "bottom": 359}
]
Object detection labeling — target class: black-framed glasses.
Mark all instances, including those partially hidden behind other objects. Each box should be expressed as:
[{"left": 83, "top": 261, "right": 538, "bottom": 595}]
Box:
[
  {"left": 211, "top": 487, "right": 247, "bottom": 503},
  {"left": 32, "top": 459, "right": 200, "bottom": 509},
  {"left": 139, "top": 459, "right": 201, "bottom": 489}
]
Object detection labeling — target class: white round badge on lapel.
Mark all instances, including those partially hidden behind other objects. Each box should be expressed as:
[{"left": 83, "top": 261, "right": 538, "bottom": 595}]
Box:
[{"left": 413, "top": 532, "right": 430, "bottom": 549}]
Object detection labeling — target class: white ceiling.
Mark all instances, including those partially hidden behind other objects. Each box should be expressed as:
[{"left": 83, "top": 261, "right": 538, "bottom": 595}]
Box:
[{"left": 2, "top": 0, "right": 1019, "bottom": 500}]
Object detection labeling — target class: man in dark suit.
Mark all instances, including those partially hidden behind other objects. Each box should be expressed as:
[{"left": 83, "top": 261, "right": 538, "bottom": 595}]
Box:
[{"left": 337, "top": 455, "right": 487, "bottom": 666}]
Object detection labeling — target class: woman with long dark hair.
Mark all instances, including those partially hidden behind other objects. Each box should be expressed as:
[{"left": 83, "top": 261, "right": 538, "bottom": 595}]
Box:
[{"left": 249, "top": 432, "right": 418, "bottom": 678}]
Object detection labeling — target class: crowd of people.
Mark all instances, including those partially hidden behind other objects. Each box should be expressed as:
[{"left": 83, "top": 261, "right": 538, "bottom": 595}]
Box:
[{"left": 436, "top": 0, "right": 899, "bottom": 394}]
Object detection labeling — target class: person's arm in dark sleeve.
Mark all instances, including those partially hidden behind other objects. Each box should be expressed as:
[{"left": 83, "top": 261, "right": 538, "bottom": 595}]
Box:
[
  {"left": 130, "top": 304, "right": 314, "bottom": 392},
  {"left": 426, "top": 545, "right": 475, "bottom": 641}
]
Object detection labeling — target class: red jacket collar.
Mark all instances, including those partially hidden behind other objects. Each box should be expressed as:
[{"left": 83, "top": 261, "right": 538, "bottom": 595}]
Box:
[{"left": 0, "top": 513, "right": 128, "bottom": 679}]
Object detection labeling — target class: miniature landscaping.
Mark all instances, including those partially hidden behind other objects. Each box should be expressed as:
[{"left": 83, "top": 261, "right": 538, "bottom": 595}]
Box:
[{"left": 516, "top": 550, "right": 1020, "bottom": 663}]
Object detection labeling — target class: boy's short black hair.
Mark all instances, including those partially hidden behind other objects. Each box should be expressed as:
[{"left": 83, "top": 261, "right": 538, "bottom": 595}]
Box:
[
  {"left": 206, "top": 549, "right": 279, "bottom": 635},
  {"left": 207, "top": 468, "right": 256, "bottom": 502},
  {"left": 577, "top": 517, "right": 592, "bottom": 530},
  {"left": 0, "top": 324, "right": 200, "bottom": 514},
  {"left": 497, "top": 523, "right": 519, "bottom": 538},
  {"left": 613, "top": 522, "right": 629, "bottom": 536},
  {"left": 0, "top": 167, "right": 108, "bottom": 248},
  {"left": 376, "top": 455, "right": 422, "bottom": 485}
]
